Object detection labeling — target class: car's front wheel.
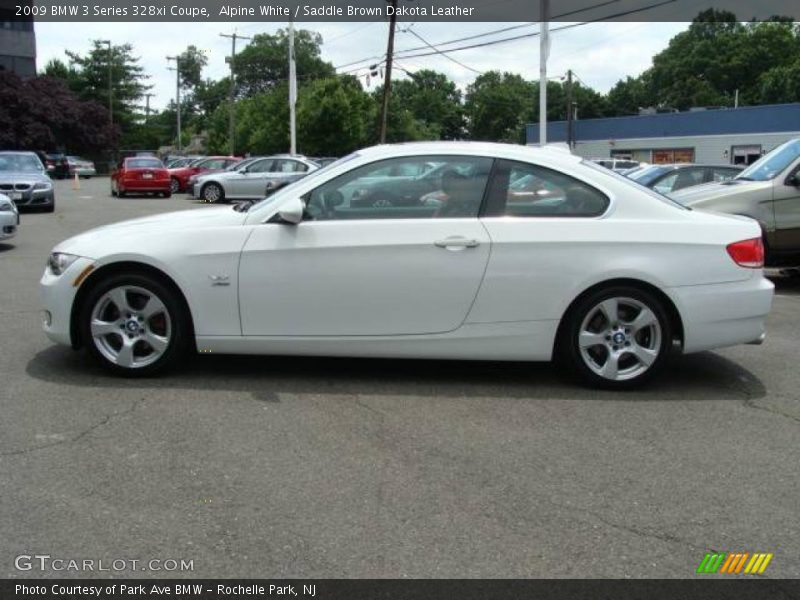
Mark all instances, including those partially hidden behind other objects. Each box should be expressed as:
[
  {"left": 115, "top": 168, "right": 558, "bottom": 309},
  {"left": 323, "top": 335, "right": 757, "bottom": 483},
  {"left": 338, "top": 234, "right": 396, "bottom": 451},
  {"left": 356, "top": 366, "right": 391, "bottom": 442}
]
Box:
[
  {"left": 560, "top": 286, "right": 672, "bottom": 389},
  {"left": 170, "top": 177, "right": 180, "bottom": 194},
  {"left": 80, "top": 273, "right": 190, "bottom": 376},
  {"left": 201, "top": 182, "right": 224, "bottom": 203}
]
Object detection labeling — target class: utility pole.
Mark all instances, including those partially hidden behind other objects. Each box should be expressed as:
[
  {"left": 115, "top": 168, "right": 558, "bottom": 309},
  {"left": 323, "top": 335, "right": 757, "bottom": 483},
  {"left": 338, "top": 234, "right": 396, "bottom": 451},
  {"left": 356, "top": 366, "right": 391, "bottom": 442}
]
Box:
[
  {"left": 220, "top": 30, "right": 251, "bottom": 156},
  {"left": 99, "top": 40, "right": 113, "bottom": 130},
  {"left": 288, "top": 20, "right": 297, "bottom": 155},
  {"left": 565, "top": 69, "right": 573, "bottom": 148},
  {"left": 166, "top": 55, "right": 182, "bottom": 152},
  {"left": 379, "top": 0, "right": 398, "bottom": 144},
  {"left": 539, "top": 0, "right": 549, "bottom": 146},
  {"left": 144, "top": 93, "right": 154, "bottom": 122}
]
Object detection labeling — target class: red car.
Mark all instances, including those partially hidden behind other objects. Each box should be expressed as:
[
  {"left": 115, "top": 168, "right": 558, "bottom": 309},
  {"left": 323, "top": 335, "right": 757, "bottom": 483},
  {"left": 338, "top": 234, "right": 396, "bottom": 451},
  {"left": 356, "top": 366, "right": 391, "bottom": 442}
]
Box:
[
  {"left": 111, "top": 157, "right": 171, "bottom": 198},
  {"left": 168, "top": 156, "right": 241, "bottom": 193}
]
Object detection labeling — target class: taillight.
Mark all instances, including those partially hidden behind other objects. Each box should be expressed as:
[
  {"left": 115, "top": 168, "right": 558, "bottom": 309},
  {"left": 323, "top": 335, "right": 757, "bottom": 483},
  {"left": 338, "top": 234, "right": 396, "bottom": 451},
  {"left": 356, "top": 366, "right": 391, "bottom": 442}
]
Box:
[{"left": 726, "top": 238, "right": 764, "bottom": 268}]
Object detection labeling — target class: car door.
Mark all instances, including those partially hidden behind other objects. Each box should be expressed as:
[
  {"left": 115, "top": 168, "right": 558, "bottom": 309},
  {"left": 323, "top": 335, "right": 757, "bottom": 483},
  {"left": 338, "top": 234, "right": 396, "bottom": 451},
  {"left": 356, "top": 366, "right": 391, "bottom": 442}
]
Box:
[
  {"left": 229, "top": 158, "right": 274, "bottom": 198},
  {"left": 773, "top": 159, "right": 800, "bottom": 254},
  {"left": 471, "top": 159, "right": 611, "bottom": 324},
  {"left": 238, "top": 155, "right": 493, "bottom": 336}
]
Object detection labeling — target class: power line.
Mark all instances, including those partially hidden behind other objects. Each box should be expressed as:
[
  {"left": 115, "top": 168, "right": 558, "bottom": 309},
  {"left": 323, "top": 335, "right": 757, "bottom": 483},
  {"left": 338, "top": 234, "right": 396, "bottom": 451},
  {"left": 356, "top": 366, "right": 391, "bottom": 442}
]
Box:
[{"left": 402, "top": 27, "right": 483, "bottom": 75}]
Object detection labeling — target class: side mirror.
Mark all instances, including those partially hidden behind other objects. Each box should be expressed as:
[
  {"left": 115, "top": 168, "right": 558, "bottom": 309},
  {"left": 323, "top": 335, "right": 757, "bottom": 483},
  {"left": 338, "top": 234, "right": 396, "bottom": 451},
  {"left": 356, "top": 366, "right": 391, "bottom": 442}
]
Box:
[
  {"left": 238, "top": 167, "right": 249, "bottom": 174},
  {"left": 276, "top": 197, "right": 304, "bottom": 225},
  {"left": 788, "top": 173, "right": 800, "bottom": 187}
]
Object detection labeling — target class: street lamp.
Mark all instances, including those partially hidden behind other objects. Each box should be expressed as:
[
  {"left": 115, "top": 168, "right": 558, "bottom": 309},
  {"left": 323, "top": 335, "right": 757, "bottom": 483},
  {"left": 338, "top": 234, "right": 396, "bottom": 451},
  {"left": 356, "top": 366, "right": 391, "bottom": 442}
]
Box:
[{"left": 99, "top": 40, "right": 113, "bottom": 130}]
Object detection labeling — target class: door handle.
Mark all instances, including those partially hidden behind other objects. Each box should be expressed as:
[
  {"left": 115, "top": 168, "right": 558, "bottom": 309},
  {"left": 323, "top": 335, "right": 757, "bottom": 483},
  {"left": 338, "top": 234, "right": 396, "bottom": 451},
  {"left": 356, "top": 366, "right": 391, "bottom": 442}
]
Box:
[{"left": 434, "top": 237, "right": 480, "bottom": 249}]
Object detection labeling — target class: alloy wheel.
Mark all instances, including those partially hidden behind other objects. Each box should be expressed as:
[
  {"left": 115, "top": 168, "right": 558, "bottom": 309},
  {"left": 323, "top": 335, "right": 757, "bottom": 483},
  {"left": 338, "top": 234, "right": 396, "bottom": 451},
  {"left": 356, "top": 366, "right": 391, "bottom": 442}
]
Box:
[
  {"left": 90, "top": 285, "right": 172, "bottom": 369},
  {"left": 203, "top": 184, "right": 222, "bottom": 203},
  {"left": 577, "top": 296, "right": 662, "bottom": 382}
]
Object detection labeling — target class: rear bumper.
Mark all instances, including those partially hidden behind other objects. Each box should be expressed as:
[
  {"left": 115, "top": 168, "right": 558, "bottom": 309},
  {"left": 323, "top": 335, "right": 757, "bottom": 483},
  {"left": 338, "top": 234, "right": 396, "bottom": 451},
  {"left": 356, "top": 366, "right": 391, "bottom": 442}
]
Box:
[
  {"left": 122, "top": 181, "right": 171, "bottom": 192},
  {"left": 669, "top": 275, "right": 774, "bottom": 354}
]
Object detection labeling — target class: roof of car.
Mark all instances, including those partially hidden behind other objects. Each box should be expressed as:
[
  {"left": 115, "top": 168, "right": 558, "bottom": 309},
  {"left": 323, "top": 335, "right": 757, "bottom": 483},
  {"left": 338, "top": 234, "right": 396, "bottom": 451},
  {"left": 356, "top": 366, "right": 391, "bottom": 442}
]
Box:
[{"left": 357, "top": 141, "right": 584, "bottom": 164}]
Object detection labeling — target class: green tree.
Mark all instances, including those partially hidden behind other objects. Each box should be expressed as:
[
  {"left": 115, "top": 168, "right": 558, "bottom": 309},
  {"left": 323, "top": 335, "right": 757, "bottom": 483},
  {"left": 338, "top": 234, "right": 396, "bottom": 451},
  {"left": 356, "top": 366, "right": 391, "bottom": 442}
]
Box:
[
  {"left": 177, "top": 45, "right": 209, "bottom": 91},
  {"left": 464, "top": 71, "right": 536, "bottom": 142},
  {"left": 384, "top": 70, "right": 465, "bottom": 140},
  {"left": 63, "top": 41, "right": 151, "bottom": 143},
  {"left": 297, "top": 76, "right": 375, "bottom": 156},
  {"left": 234, "top": 29, "right": 335, "bottom": 97}
]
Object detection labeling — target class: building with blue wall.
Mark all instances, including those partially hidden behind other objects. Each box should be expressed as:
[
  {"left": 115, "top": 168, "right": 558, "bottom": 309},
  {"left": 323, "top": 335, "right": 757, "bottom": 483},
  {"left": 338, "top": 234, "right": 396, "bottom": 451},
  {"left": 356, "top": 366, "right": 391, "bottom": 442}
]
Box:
[{"left": 526, "top": 103, "right": 800, "bottom": 165}]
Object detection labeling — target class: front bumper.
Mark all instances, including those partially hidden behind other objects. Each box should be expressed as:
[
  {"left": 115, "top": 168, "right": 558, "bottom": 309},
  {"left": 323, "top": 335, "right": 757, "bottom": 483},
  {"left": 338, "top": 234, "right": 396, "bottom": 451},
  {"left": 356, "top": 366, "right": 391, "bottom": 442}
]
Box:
[
  {"left": 669, "top": 275, "right": 775, "bottom": 354},
  {"left": 40, "top": 257, "right": 95, "bottom": 346},
  {"left": 6, "top": 187, "right": 54, "bottom": 209},
  {"left": 0, "top": 210, "right": 19, "bottom": 240}
]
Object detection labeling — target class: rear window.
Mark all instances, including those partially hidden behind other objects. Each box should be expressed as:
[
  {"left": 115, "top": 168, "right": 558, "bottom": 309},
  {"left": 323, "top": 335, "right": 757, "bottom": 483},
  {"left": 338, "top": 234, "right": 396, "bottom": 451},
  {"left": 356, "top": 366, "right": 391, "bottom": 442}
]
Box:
[{"left": 127, "top": 158, "right": 163, "bottom": 169}]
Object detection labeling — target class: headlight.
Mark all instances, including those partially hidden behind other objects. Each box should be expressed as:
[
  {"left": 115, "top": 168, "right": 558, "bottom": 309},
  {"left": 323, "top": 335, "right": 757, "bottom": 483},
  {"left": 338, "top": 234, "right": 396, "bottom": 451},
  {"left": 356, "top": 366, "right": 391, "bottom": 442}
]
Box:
[
  {"left": 47, "top": 253, "right": 79, "bottom": 276},
  {"left": 0, "top": 201, "right": 14, "bottom": 212},
  {"left": 34, "top": 182, "right": 53, "bottom": 191}
]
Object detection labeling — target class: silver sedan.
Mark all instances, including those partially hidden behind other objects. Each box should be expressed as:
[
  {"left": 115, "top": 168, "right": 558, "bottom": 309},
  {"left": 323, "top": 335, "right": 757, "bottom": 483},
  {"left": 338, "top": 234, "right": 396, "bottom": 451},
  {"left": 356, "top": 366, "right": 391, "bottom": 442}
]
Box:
[
  {"left": 192, "top": 155, "right": 319, "bottom": 203},
  {"left": 0, "top": 193, "right": 19, "bottom": 241}
]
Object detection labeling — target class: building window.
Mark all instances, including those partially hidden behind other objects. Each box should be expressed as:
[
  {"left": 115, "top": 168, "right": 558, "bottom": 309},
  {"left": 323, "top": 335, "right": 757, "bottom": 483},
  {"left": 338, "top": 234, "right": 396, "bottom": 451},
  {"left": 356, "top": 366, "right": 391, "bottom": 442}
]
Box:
[
  {"left": 731, "top": 145, "right": 762, "bottom": 166},
  {"left": 652, "top": 148, "right": 695, "bottom": 164}
]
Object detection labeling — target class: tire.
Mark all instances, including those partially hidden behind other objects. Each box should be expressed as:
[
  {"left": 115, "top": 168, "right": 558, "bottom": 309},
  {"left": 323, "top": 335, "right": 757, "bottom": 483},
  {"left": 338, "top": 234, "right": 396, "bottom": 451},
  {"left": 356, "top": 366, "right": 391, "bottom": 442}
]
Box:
[
  {"left": 201, "top": 182, "right": 224, "bottom": 204},
  {"left": 162, "top": 191, "right": 172, "bottom": 198},
  {"left": 558, "top": 286, "right": 672, "bottom": 390},
  {"left": 42, "top": 202, "right": 55, "bottom": 213},
  {"left": 170, "top": 178, "right": 180, "bottom": 194},
  {"left": 111, "top": 184, "right": 118, "bottom": 197},
  {"left": 79, "top": 273, "right": 190, "bottom": 377}
]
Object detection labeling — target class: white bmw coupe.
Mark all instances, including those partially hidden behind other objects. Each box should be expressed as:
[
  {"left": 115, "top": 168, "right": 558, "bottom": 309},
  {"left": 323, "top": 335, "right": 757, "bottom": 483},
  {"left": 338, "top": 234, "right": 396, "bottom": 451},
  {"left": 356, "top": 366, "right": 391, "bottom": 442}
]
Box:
[{"left": 40, "top": 142, "right": 774, "bottom": 388}]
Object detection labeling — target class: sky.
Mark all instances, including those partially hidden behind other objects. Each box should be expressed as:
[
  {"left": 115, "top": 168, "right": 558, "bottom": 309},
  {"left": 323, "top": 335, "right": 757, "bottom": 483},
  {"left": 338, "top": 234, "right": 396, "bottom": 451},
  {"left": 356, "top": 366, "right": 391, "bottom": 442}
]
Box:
[{"left": 34, "top": 21, "right": 689, "bottom": 111}]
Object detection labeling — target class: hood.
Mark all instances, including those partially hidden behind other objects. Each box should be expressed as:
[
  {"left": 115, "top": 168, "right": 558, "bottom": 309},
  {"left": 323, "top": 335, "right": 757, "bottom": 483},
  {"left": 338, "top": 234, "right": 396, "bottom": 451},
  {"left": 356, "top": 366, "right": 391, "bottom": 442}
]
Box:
[
  {"left": 669, "top": 178, "right": 770, "bottom": 206},
  {"left": 0, "top": 171, "right": 50, "bottom": 184},
  {"left": 54, "top": 206, "right": 247, "bottom": 257}
]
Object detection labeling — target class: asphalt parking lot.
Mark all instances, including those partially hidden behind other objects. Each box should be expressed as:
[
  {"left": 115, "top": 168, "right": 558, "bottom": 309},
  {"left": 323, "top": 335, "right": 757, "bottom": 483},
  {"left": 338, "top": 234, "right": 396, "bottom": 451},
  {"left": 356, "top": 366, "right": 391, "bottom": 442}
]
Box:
[{"left": 1, "top": 176, "right": 799, "bottom": 579}]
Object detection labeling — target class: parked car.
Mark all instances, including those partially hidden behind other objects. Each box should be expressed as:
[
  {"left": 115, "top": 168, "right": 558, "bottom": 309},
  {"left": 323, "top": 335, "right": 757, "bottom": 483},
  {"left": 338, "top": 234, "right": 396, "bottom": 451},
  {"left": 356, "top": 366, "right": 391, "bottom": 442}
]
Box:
[
  {"left": 628, "top": 163, "right": 743, "bottom": 194},
  {"left": 110, "top": 157, "right": 171, "bottom": 198},
  {"left": 0, "top": 151, "right": 55, "bottom": 212},
  {"left": 590, "top": 157, "right": 645, "bottom": 173},
  {"left": 44, "top": 153, "right": 70, "bottom": 179},
  {"left": 670, "top": 138, "right": 800, "bottom": 267},
  {"left": 40, "top": 142, "right": 773, "bottom": 389},
  {"left": 192, "top": 155, "right": 319, "bottom": 203},
  {"left": 67, "top": 156, "right": 97, "bottom": 179},
  {"left": 0, "top": 193, "right": 20, "bottom": 241},
  {"left": 310, "top": 156, "right": 339, "bottom": 167},
  {"left": 168, "top": 156, "right": 241, "bottom": 194}
]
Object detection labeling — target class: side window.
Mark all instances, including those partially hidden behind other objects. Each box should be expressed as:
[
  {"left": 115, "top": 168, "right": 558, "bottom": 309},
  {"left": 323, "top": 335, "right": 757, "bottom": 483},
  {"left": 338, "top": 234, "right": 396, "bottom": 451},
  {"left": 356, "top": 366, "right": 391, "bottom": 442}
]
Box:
[
  {"left": 655, "top": 168, "right": 705, "bottom": 193},
  {"left": 487, "top": 160, "right": 609, "bottom": 217},
  {"left": 710, "top": 167, "right": 739, "bottom": 182},
  {"left": 295, "top": 162, "right": 310, "bottom": 173},
  {"left": 247, "top": 159, "right": 274, "bottom": 174},
  {"left": 305, "top": 155, "right": 493, "bottom": 221}
]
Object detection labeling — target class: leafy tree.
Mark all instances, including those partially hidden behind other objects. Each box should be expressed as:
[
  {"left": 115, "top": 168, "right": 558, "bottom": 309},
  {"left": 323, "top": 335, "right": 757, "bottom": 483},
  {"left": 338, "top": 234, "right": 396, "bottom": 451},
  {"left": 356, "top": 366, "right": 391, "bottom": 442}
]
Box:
[
  {"left": 234, "top": 29, "right": 335, "bottom": 98},
  {"left": 758, "top": 59, "right": 800, "bottom": 103},
  {"left": 63, "top": 41, "right": 151, "bottom": 143},
  {"left": 177, "top": 45, "right": 208, "bottom": 91},
  {"left": 0, "top": 72, "right": 114, "bottom": 154},
  {"left": 464, "top": 71, "right": 537, "bottom": 142},
  {"left": 297, "top": 76, "right": 375, "bottom": 155},
  {"left": 383, "top": 70, "right": 465, "bottom": 140}
]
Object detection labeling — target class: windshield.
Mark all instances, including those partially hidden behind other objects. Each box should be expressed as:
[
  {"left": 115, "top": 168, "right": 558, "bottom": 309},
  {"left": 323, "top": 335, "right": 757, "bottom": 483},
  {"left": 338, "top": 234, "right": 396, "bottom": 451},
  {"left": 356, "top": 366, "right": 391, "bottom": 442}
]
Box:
[
  {"left": 737, "top": 139, "right": 800, "bottom": 181},
  {"left": 127, "top": 158, "right": 163, "bottom": 169},
  {"left": 0, "top": 153, "right": 44, "bottom": 172},
  {"left": 581, "top": 159, "right": 688, "bottom": 210},
  {"left": 247, "top": 153, "right": 361, "bottom": 212},
  {"left": 629, "top": 165, "right": 671, "bottom": 186}
]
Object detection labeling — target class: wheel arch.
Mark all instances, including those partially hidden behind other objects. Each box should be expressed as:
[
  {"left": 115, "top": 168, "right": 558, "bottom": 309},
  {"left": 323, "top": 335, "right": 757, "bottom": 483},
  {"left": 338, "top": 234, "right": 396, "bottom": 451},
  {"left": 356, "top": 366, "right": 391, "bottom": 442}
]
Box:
[
  {"left": 553, "top": 277, "right": 685, "bottom": 356},
  {"left": 70, "top": 261, "right": 196, "bottom": 351}
]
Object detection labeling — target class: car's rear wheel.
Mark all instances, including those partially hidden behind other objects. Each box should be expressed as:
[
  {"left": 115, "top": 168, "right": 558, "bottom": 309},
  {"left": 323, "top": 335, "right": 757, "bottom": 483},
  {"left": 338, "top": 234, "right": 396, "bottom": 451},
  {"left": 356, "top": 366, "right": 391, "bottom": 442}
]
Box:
[
  {"left": 202, "top": 182, "right": 224, "bottom": 203},
  {"left": 170, "top": 177, "right": 180, "bottom": 194},
  {"left": 560, "top": 286, "right": 672, "bottom": 389},
  {"left": 162, "top": 191, "right": 172, "bottom": 198},
  {"left": 80, "top": 273, "right": 190, "bottom": 376}
]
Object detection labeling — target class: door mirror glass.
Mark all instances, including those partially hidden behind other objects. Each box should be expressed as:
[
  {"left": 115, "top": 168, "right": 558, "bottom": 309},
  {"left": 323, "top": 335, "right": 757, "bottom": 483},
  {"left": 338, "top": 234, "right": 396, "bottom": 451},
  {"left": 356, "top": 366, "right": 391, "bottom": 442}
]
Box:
[
  {"left": 276, "top": 197, "right": 305, "bottom": 224},
  {"left": 787, "top": 172, "right": 800, "bottom": 187}
]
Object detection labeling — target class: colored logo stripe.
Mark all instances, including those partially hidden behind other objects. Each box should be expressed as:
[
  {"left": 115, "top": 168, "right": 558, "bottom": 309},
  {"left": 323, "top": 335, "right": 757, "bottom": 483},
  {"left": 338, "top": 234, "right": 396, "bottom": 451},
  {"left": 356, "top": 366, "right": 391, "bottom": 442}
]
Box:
[{"left": 697, "top": 552, "right": 773, "bottom": 575}]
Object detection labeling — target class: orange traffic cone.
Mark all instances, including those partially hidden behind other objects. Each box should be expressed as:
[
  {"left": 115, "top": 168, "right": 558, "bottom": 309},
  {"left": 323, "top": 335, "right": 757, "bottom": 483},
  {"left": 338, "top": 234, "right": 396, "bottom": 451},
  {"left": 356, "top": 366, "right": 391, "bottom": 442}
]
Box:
[{"left": 72, "top": 172, "right": 80, "bottom": 191}]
